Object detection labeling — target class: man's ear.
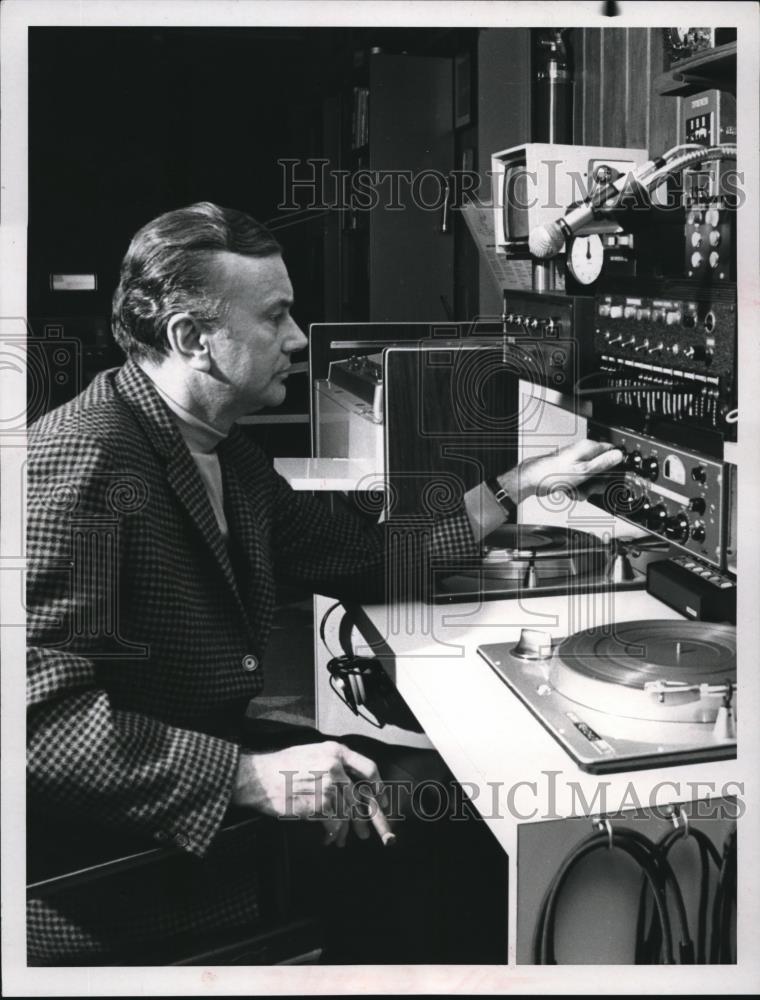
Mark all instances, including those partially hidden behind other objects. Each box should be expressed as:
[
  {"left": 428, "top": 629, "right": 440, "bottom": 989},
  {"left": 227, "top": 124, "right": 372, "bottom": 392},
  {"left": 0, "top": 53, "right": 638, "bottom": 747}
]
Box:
[{"left": 166, "top": 313, "right": 211, "bottom": 371}]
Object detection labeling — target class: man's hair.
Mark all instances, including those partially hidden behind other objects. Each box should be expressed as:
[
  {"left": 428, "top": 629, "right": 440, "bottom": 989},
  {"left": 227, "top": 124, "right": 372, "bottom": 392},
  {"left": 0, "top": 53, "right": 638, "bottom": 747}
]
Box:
[{"left": 112, "top": 202, "right": 282, "bottom": 361}]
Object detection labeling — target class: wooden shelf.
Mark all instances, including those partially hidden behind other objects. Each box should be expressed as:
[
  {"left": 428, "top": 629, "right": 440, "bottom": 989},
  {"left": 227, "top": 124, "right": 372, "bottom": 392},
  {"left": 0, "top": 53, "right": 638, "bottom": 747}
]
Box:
[{"left": 655, "top": 41, "right": 736, "bottom": 97}]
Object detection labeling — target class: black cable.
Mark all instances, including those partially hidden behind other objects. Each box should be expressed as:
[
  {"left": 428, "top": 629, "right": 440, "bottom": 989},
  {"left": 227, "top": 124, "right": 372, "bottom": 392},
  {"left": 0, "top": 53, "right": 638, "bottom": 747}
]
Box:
[
  {"left": 533, "top": 827, "right": 680, "bottom": 965},
  {"left": 318, "top": 600, "right": 345, "bottom": 660},
  {"left": 625, "top": 826, "right": 694, "bottom": 964},
  {"left": 637, "top": 824, "right": 721, "bottom": 964},
  {"left": 710, "top": 827, "right": 737, "bottom": 963}
]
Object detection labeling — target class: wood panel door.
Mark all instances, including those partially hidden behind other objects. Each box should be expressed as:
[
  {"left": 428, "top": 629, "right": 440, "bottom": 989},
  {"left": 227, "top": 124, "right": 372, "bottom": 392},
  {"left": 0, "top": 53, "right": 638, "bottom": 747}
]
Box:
[{"left": 369, "top": 54, "right": 455, "bottom": 322}]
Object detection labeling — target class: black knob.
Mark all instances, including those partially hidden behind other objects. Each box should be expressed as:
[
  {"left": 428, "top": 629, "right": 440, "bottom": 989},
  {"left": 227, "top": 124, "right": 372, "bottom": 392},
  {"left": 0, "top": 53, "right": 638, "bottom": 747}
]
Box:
[
  {"left": 691, "top": 523, "right": 706, "bottom": 543},
  {"left": 627, "top": 450, "right": 643, "bottom": 473},
  {"left": 647, "top": 504, "right": 668, "bottom": 530},
  {"left": 615, "top": 487, "right": 636, "bottom": 516},
  {"left": 644, "top": 456, "right": 659, "bottom": 482},
  {"left": 631, "top": 496, "right": 652, "bottom": 523},
  {"left": 664, "top": 513, "right": 690, "bottom": 542},
  {"left": 691, "top": 466, "right": 707, "bottom": 484},
  {"left": 689, "top": 497, "right": 706, "bottom": 515}
]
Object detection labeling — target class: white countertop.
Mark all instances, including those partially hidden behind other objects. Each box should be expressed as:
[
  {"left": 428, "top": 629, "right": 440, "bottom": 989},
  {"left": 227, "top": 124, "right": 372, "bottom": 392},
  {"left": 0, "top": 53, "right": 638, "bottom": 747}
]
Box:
[
  {"left": 273, "top": 457, "right": 384, "bottom": 491},
  {"left": 348, "top": 589, "right": 741, "bottom": 858}
]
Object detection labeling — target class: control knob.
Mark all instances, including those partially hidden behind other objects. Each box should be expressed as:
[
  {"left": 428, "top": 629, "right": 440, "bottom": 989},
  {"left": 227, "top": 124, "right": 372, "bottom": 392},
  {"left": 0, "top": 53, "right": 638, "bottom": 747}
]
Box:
[
  {"left": 647, "top": 504, "right": 668, "bottom": 530},
  {"left": 512, "top": 629, "right": 553, "bottom": 661},
  {"left": 632, "top": 495, "right": 652, "bottom": 524},
  {"left": 691, "top": 522, "right": 706, "bottom": 543},
  {"left": 626, "top": 450, "right": 643, "bottom": 473},
  {"left": 664, "top": 513, "right": 690, "bottom": 543},
  {"left": 691, "top": 466, "right": 707, "bottom": 484},
  {"left": 643, "top": 456, "right": 659, "bottom": 482}
]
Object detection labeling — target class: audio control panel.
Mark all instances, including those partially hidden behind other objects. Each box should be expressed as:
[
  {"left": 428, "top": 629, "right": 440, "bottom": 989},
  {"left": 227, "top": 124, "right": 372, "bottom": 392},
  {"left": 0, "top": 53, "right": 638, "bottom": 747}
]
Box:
[
  {"left": 592, "top": 283, "right": 737, "bottom": 445},
  {"left": 501, "top": 290, "right": 595, "bottom": 392},
  {"left": 587, "top": 422, "right": 726, "bottom": 568}
]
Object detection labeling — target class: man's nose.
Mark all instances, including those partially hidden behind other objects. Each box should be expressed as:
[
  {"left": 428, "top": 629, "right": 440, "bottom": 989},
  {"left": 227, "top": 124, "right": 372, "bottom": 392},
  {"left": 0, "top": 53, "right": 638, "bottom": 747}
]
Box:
[{"left": 284, "top": 317, "right": 308, "bottom": 353}]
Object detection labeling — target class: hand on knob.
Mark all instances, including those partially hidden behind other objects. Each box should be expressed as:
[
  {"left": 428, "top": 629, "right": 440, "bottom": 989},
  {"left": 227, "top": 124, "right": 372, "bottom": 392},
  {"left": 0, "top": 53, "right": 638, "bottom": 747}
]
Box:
[{"left": 496, "top": 439, "right": 624, "bottom": 505}]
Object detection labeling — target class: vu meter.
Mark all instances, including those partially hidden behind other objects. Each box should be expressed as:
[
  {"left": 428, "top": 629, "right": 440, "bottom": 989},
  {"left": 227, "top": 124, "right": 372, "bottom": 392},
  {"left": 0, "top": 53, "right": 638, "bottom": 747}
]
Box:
[{"left": 566, "top": 235, "right": 605, "bottom": 286}]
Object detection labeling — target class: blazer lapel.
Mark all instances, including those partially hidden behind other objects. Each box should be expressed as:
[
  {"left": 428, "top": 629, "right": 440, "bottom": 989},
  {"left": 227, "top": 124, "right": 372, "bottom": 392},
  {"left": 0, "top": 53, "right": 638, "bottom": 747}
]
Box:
[
  {"left": 217, "top": 430, "right": 272, "bottom": 636},
  {"left": 114, "top": 361, "right": 247, "bottom": 617}
]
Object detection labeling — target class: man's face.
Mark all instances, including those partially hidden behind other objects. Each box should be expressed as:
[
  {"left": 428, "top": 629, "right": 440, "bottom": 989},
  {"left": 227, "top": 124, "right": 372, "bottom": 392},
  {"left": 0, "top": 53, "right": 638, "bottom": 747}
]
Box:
[{"left": 208, "top": 252, "right": 308, "bottom": 413}]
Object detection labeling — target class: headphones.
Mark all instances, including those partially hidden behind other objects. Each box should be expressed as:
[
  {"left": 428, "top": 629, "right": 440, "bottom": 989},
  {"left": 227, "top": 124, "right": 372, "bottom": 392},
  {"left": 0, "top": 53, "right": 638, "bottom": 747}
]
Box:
[{"left": 321, "top": 603, "right": 423, "bottom": 733}]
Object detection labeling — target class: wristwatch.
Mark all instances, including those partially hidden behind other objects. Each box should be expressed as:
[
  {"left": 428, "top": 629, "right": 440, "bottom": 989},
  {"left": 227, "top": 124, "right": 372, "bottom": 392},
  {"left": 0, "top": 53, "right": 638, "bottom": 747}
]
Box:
[{"left": 485, "top": 476, "right": 517, "bottom": 522}]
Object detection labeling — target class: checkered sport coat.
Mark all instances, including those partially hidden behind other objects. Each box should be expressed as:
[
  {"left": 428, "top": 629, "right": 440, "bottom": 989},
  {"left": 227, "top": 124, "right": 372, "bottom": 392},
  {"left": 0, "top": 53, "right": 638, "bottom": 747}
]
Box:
[{"left": 26, "top": 359, "right": 480, "bottom": 963}]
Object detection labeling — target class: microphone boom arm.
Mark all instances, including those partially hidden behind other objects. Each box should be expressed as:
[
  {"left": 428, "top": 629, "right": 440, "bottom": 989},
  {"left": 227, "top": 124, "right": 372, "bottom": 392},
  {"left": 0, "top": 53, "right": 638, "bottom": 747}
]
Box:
[{"left": 528, "top": 143, "right": 737, "bottom": 260}]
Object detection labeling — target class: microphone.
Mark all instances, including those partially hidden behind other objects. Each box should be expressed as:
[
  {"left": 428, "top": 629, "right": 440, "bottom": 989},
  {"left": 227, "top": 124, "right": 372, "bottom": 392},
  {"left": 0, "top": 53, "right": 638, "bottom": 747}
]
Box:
[{"left": 528, "top": 159, "right": 659, "bottom": 259}]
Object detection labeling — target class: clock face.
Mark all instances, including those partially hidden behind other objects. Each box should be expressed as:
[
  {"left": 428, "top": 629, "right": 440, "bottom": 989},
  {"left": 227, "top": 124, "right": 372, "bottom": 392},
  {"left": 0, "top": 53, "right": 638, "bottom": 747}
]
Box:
[{"left": 567, "top": 235, "right": 604, "bottom": 285}]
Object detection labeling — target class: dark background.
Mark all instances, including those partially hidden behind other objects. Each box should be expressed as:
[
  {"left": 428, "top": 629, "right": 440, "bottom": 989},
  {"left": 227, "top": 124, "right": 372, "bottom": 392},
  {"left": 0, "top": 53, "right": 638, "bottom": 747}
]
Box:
[
  {"left": 27, "top": 26, "right": 480, "bottom": 449},
  {"left": 28, "top": 27, "right": 478, "bottom": 334}
]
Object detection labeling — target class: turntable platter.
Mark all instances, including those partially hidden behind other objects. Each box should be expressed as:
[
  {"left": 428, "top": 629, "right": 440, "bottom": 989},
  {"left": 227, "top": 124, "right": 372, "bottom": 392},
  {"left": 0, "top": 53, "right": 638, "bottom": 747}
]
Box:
[
  {"left": 551, "top": 620, "right": 736, "bottom": 722},
  {"left": 482, "top": 524, "right": 602, "bottom": 560},
  {"left": 558, "top": 620, "right": 736, "bottom": 688}
]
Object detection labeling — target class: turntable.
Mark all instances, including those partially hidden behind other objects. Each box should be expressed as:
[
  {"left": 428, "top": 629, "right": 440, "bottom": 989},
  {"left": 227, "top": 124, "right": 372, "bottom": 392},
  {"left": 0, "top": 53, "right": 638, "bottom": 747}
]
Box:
[
  {"left": 478, "top": 620, "right": 736, "bottom": 772},
  {"left": 435, "top": 524, "right": 650, "bottom": 603}
]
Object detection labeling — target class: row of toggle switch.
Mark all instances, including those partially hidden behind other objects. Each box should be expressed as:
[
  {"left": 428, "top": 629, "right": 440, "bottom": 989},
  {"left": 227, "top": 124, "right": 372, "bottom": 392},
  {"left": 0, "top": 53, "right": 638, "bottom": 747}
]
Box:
[
  {"left": 503, "top": 314, "right": 562, "bottom": 335},
  {"left": 598, "top": 356, "right": 723, "bottom": 427},
  {"left": 602, "top": 331, "right": 712, "bottom": 361}
]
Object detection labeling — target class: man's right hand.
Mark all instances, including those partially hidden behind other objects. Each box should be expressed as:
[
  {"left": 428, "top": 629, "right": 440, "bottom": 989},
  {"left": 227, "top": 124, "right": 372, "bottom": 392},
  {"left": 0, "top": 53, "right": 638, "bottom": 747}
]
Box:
[{"left": 232, "top": 740, "right": 384, "bottom": 847}]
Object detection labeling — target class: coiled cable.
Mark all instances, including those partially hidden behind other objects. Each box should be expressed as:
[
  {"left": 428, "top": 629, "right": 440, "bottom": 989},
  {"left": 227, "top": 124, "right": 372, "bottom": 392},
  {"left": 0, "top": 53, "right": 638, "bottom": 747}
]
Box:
[
  {"left": 710, "top": 827, "right": 737, "bottom": 963},
  {"left": 636, "top": 821, "right": 720, "bottom": 964},
  {"left": 533, "top": 823, "right": 694, "bottom": 964}
]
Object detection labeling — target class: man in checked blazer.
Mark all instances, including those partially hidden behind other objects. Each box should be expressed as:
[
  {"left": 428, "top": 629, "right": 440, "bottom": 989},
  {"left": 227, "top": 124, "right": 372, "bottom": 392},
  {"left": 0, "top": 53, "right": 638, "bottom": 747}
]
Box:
[{"left": 26, "top": 202, "right": 623, "bottom": 965}]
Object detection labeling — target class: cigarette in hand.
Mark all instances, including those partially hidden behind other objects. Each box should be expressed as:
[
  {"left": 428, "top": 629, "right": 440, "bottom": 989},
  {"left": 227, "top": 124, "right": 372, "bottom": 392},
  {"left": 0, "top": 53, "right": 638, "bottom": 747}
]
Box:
[{"left": 369, "top": 800, "right": 396, "bottom": 847}]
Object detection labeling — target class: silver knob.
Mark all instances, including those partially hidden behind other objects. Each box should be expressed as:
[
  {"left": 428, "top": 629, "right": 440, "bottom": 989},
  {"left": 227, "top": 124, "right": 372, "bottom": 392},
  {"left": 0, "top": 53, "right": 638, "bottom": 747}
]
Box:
[{"left": 512, "top": 628, "right": 553, "bottom": 661}]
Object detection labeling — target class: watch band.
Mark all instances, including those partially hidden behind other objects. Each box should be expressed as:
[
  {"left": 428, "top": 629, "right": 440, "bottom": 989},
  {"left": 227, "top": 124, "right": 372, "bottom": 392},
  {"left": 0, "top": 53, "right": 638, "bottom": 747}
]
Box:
[{"left": 485, "top": 476, "right": 517, "bottom": 522}]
